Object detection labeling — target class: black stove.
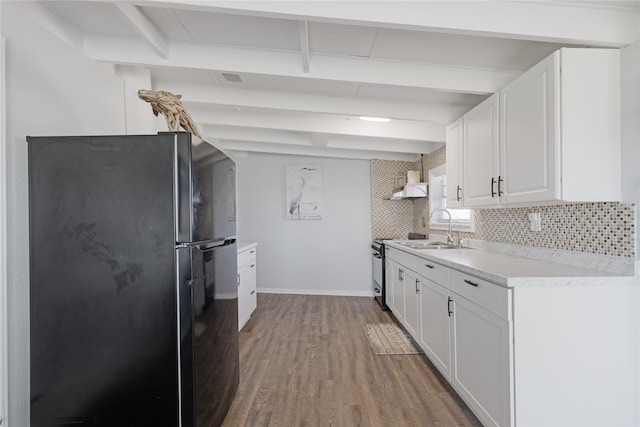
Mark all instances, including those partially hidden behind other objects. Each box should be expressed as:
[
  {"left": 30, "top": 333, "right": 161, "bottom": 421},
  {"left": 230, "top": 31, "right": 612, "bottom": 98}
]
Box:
[{"left": 371, "top": 239, "right": 389, "bottom": 310}]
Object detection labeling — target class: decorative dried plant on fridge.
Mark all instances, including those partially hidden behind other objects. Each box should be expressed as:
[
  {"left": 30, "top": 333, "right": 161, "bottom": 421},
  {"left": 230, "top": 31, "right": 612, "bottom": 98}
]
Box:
[{"left": 137, "top": 89, "right": 202, "bottom": 138}]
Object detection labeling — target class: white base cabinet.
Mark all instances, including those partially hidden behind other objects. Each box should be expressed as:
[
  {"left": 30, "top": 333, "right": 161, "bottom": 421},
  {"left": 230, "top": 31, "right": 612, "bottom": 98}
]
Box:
[
  {"left": 237, "top": 243, "right": 258, "bottom": 331},
  {"left": 388, "top": 246, "right": 512, "bottom": 427},
  {"left": 403, "top": 269, "right": 420, "bottom": 338},
  {"left": 450, "top": 292, "right": 512, "bottom": 427},
  {"left": 385, "top": 243, "right": 639, "bottom": 426},
  {"left": 418, "top": 278, "right": 451, "bottom": 379}
]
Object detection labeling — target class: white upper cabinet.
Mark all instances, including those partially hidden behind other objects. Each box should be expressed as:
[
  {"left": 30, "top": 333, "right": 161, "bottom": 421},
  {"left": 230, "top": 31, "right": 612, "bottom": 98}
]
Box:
[
  {"left": 463, "top": 94, "right": 500, "bottom": 207},
  {"left": 458, "top": 48, "right": 621, "bottom": 208},
  {"left": 498, "top": 52, "right": 557, "bottom": 204},
  {"left": 446, "top": 118, "right": 464, "bottom": 208}
]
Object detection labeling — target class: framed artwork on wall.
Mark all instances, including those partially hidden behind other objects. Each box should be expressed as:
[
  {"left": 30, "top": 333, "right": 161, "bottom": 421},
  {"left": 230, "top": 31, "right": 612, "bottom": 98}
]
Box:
[{"left": 286, "top": 165, "right": 322, "bottom": 220}]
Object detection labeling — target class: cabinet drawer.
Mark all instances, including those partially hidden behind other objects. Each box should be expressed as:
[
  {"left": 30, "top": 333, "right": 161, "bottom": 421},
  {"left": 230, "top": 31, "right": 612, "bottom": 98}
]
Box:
[
  {"left": 385, "top": 247, "right": 417, "bottom": 271},
  {"left": 416, "top": 259, "right": 449, "bottom": 286},
  {"left": 238, "top": 248, "right": 257, "bottom": 268},
  {"left": 449, "top": 269, "right": 510, "bottom": 320}
]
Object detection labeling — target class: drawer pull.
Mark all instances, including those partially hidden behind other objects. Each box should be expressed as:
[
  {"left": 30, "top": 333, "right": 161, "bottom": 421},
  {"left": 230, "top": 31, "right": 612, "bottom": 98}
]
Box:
[
  {"left": 464, "top": 279, "right": 479, "bottom": 287},
  {"left": 424, "top": 264, "right": 434, "bottom": 269},
  {"left": 250, "top": 264, "right": 255, "bottom": 268}
]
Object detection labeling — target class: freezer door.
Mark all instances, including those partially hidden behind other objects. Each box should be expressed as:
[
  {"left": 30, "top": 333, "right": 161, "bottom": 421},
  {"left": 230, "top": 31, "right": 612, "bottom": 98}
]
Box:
[
  {"left": 178, "top": 241, "right": 239, "bottom": 427},
  {"left": 28, "top": 135, "right": 179, "bottom": 426},
  {"left": 175, "top": 133, "right": 237, "bottom": 243}
]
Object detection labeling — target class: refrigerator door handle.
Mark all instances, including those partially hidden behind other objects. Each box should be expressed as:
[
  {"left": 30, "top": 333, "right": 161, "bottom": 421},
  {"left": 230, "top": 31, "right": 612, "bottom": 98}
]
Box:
[
  {"left": 195, "top": 238, "right": 236, "bottom": 252},
  {"left": 177, "top": 237, "right": 237, "bottom": 252}
]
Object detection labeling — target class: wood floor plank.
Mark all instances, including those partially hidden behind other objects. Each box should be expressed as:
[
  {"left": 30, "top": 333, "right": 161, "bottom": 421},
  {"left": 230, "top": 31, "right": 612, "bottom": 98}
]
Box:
[{"left": 222, "top": 294, "right": 482, "bottom": 427}]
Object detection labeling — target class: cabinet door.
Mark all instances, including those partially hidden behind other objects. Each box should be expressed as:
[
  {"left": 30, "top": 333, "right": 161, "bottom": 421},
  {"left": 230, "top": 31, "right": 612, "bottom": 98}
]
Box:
[
  {"left": 446, "top": 118, "right": 464, "bottom": 208},
  {"left": 463, "top": 94, "right": 500, "bottom": 207},
  {"left": 403, "top": 270, "right": 419, "bottom": 338},
  {"left": 238, "top": 248, "right": 258, "bottom": 331},
  {"left": 385, "top": 259, "right": 395, "bottom": 309},
  {"left": 237, "top": 264, "right": 249, "bottom": 331},
  {"left": 450, "top": 293, "right": 512, "bottom": 427},
  {"left": 392, "top": 264, "right": 405, "bottom": 321},
  {"left": 419, "top": 278, "right": 451, "bottom": 379},
  {"left": 500, "top": 52, "right": 558, "bottom": 204},
  {"left": 246, "top": 260, "right": 257, "bottom": 316}
]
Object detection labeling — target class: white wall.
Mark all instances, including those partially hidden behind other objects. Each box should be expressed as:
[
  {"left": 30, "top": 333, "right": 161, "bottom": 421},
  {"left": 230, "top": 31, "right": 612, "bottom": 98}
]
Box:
[
  {"left": 236, "top": 153, "right": 373, "bottom": 296},
  {"left": 1, "top": 4, "right": 126, "bottom": 425},
  {"left": 621, "top": 39, "right": 640, "bottom": 258},
  {"left": 621, "top": 37, "right": 640, "bottom": 425}
]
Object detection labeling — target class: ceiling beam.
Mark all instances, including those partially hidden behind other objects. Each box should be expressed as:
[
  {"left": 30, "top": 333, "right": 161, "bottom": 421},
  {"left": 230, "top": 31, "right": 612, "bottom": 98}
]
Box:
[
  {"left": 85, "top": 34, "right": 518, "bottom": 94},
  {"left": 199, "top": 124, "right": 437, "bottom": 154},
  {"left": 136, "top": 1, "right": 639, "bottom": 47},
  {"left": 298, "top": 20, "right": 310, "bottom": 73},
  {"left": 114, "top": 4, "right": 169, "bottom": 58},
  {"left": 212, "top": 139, "right": 422, "bottom": 162},
  {"left": 152, "top": 79, "right": 473, "bottom": 123},
  {"left": 188, "top": 104, "right": 445, "bottom": 142}
]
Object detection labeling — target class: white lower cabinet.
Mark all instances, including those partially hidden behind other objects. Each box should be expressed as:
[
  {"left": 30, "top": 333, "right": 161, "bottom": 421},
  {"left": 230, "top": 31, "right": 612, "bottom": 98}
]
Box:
[
  {"left": 390, "top": 261, "right": 405, "bottom": 321},
  {"left": 237, "top": 244, "right": 258, "bottom": 331},
  {"left": 419, "top": 278, "right": 451, "bottom": 379},
  {"left": 385, "top": 244, "right": 637, "bottom": 426},
  {"left": 388, "top": 246, "right": 512, "bottom": 427},
  {"left": 450, "top": 292, "right": 512, "bottom": 427},
  {"left": 385, "top": 258, "right": 395, "bottom": 309},
  {"left": 403, "top": 269, "right": 419, "bottom": 338}
]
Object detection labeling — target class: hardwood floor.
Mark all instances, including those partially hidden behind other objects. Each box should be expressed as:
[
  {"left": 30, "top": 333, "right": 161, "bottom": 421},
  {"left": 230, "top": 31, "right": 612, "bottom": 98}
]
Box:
[{"left": 222, "top": 294, "right": 482, "bottom": 427}]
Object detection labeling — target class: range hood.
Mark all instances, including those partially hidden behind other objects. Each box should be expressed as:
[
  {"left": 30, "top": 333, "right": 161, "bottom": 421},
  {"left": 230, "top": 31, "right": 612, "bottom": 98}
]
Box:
[{"left": 384, "top": 183, "right": 428, "bottom": 200}]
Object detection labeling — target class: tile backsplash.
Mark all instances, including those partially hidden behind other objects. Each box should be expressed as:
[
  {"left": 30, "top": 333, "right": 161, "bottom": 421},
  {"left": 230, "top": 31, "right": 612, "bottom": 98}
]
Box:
[
  {"left": 370, "top": 159, "right": 417, "bottom": 239},
  {"left": 473, "top": 203, "right": 636, "bottom": 257},
  {"left": 371, "top": 151, "right": 637, "bottom": 258},
  {"left": 411, "top": 147, "right": 637, "bottom": 258}
]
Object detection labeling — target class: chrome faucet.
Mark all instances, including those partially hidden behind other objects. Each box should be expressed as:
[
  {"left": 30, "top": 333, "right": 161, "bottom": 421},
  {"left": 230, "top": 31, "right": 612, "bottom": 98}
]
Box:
[{"left": 429, "top": 208, "right": 454, "bottom": 245}]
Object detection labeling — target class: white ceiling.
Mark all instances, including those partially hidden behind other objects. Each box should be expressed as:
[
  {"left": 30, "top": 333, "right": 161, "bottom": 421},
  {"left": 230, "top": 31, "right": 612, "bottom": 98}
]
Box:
[{"left": 13, "top": 1, "right": 640, "bottom": 160}]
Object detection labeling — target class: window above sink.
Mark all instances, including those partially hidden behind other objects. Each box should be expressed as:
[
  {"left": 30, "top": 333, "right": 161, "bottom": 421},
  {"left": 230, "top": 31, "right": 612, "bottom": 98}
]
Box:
[{"left": 429, "top": 164, "right": 475, "bottom": 232}]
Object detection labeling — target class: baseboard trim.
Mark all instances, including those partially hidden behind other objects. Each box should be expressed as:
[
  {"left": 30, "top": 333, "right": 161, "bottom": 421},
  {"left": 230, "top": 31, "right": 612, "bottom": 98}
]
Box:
[{"left": 258, "top": 288, "right": 375, "bottom": 297}]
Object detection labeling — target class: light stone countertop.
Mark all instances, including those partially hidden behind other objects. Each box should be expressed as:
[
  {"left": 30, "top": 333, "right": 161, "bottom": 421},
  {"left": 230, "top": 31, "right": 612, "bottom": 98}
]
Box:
[
  {"left": 383, "top": 241, "right": 633, "bottom": 288},
  {"left": 237, "top": 241, "right": 258, "bottom": 253}
]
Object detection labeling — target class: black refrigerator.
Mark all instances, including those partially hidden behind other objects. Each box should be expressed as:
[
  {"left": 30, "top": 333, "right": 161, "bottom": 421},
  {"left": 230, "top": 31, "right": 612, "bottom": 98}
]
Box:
[{"left": 27, "top": 132, "right": 239, "bottom": 427}]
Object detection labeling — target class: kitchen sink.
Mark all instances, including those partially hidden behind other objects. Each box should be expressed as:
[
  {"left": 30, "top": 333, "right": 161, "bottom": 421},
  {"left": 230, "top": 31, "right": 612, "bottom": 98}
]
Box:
[{"left": 396, "top": 241, "right": 458, "bottom": 250}]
